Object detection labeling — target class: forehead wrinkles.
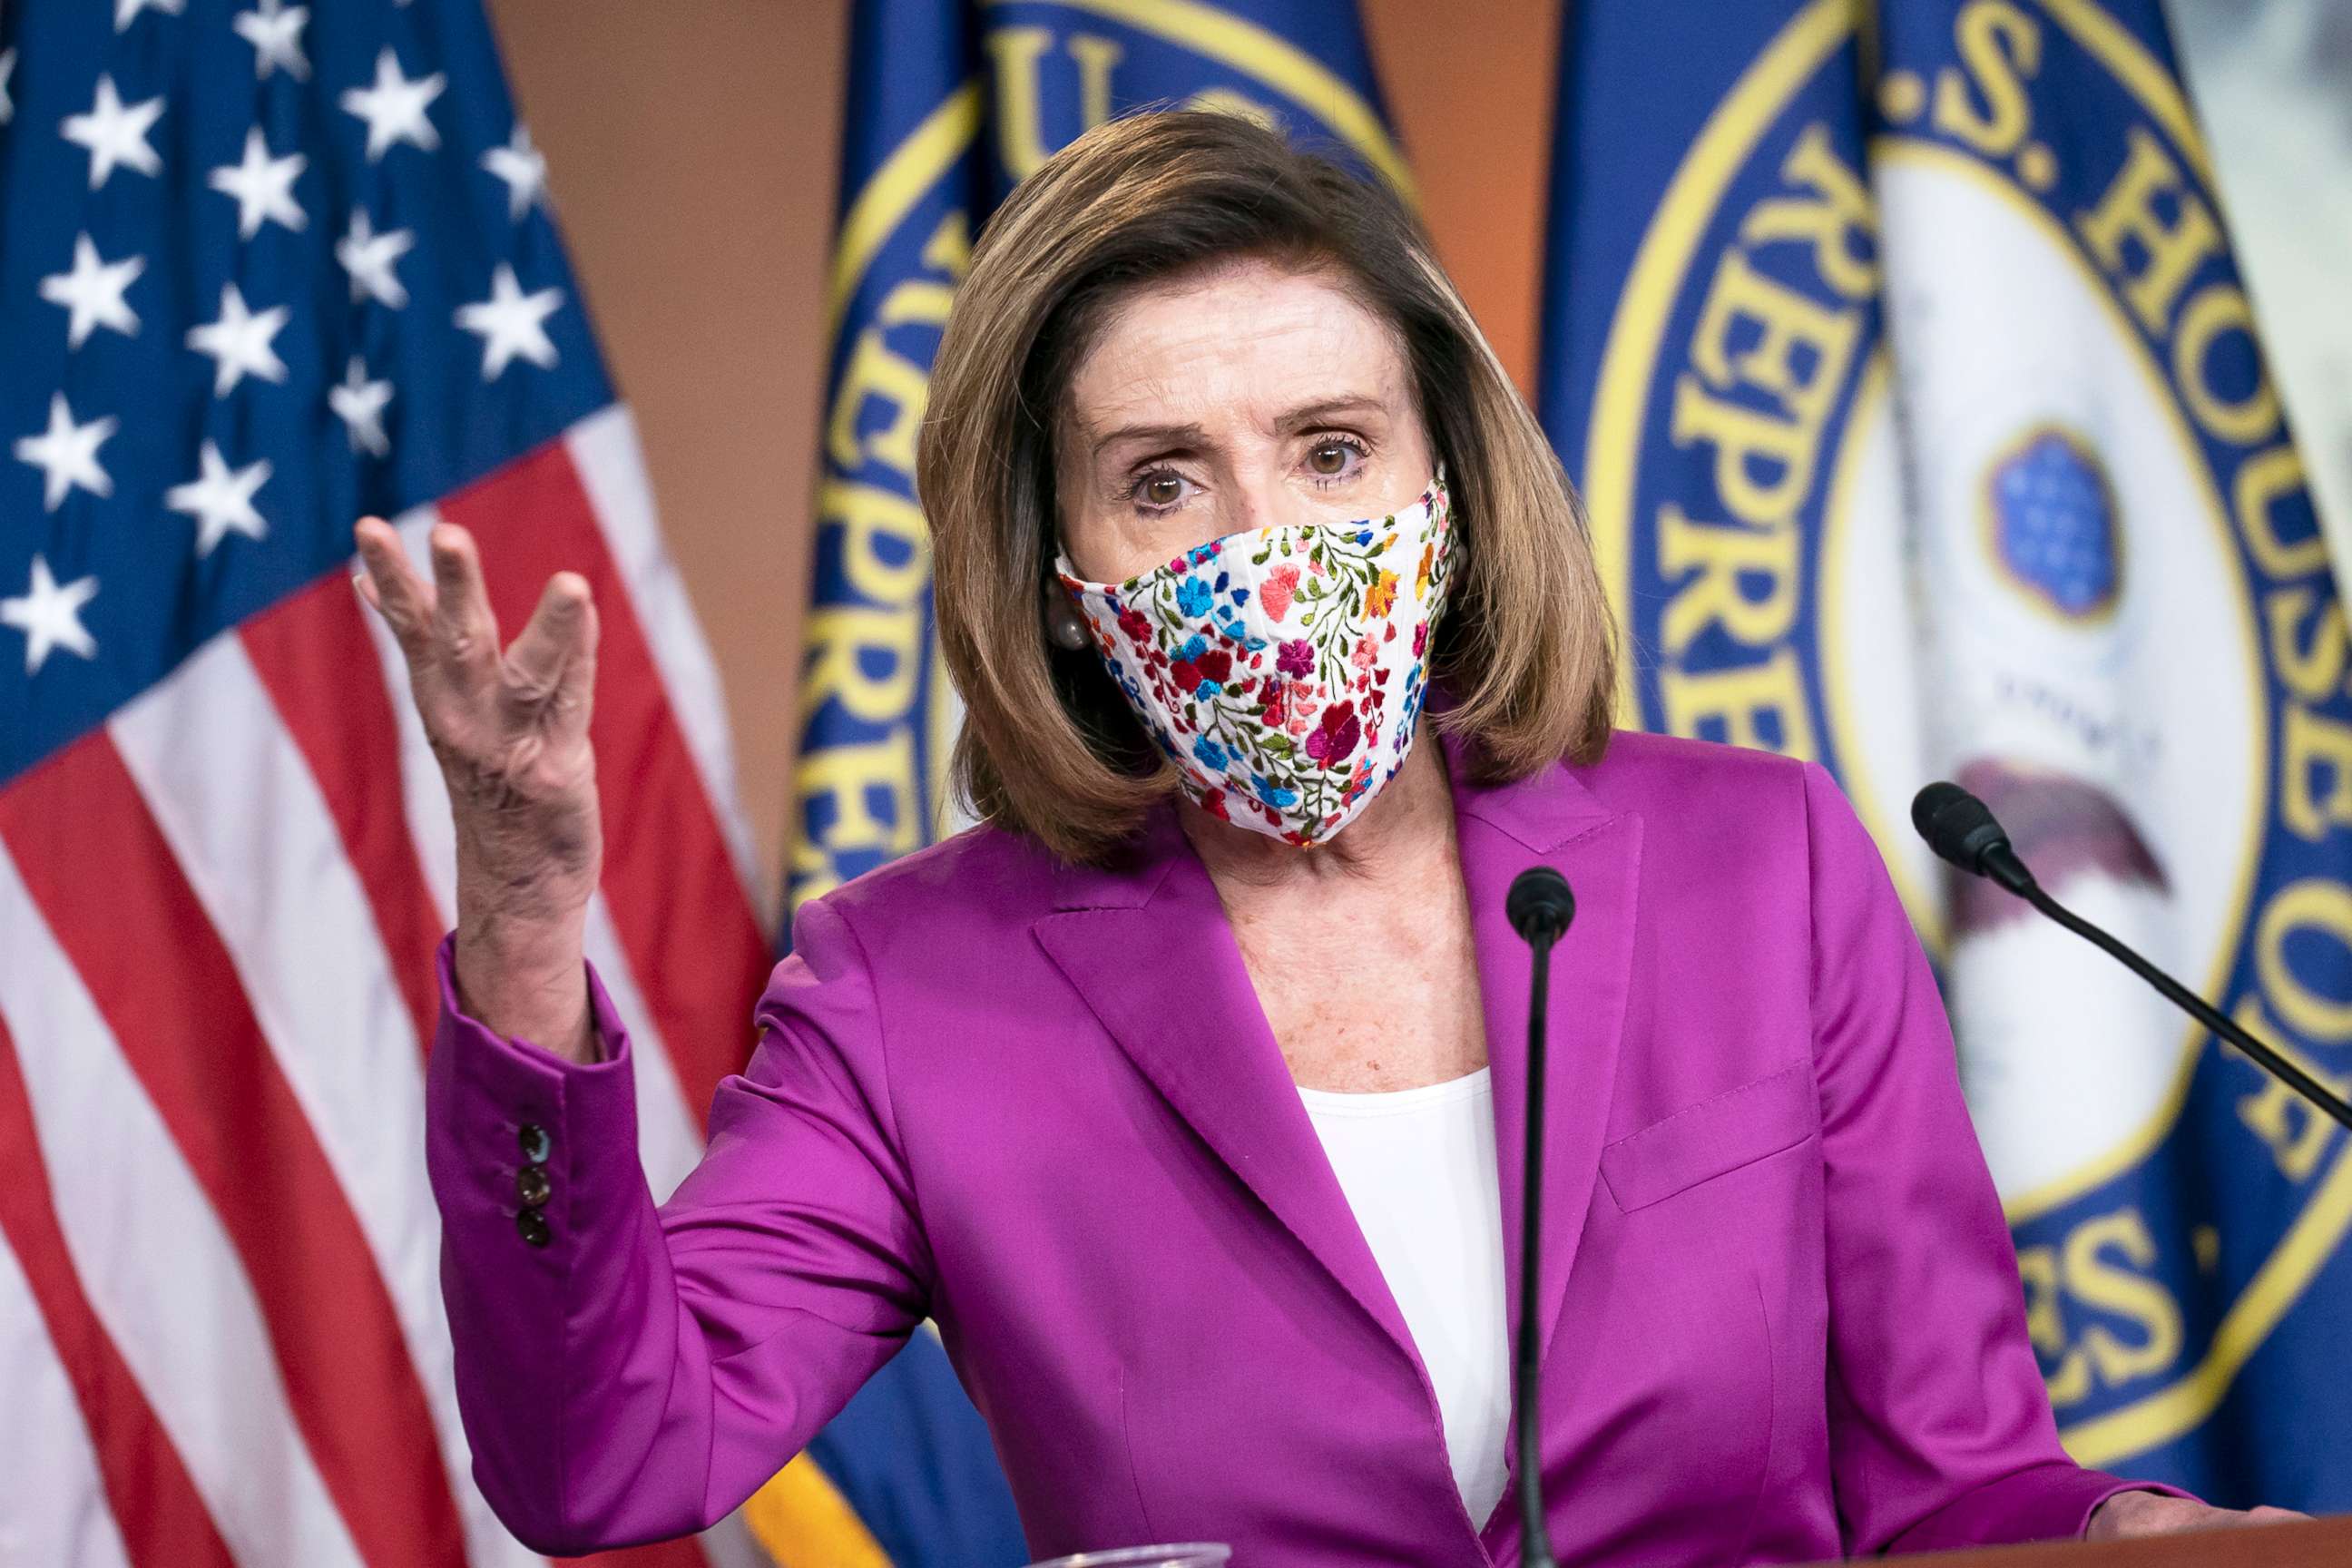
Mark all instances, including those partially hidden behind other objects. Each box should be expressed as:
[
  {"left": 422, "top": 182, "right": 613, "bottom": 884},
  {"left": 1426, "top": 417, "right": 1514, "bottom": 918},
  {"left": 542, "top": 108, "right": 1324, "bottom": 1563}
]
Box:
[{"left": 1067, "top": 279, "right": 1410, "bottom": 447}]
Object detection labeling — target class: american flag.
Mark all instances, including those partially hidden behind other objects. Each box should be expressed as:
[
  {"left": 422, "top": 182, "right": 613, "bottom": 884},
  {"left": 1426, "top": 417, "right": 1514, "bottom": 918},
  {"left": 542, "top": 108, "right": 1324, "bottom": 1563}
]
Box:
[{"left": 0, "top": 3, "right": 772, "bottom": 1564}]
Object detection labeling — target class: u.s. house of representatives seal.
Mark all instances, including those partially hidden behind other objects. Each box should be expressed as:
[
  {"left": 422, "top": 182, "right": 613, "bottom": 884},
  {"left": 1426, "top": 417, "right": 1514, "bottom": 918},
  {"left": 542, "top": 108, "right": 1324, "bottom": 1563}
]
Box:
[{"left": 1583, "top": 0, "right": 2352, "bottom": 1487}]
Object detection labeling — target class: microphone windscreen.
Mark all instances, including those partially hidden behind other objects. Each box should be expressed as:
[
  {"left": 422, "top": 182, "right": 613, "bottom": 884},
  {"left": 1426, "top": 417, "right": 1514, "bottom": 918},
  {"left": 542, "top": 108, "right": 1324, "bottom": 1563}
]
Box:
[
  {"left": 1911, "top": 781, "right": 2006, "bottom": 875},
  {"left": 1506, "top": 866, "right": 1575, "bottom": 943}
]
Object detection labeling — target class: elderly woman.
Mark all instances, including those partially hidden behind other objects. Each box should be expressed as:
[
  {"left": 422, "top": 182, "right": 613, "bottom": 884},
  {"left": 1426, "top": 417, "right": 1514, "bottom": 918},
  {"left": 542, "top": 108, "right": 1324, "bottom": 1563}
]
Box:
[{"left": 355, "top": 112, "right": 2286, "bottom": 1563}]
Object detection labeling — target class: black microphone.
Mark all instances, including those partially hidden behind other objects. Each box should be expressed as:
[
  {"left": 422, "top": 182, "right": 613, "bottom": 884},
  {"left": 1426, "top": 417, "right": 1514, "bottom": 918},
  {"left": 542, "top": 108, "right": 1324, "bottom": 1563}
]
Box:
[
  {"left": 1504, "top": 866, "right": 1573, "bottom": 1568},
  {"left": 1911, "top": 781, "right": 2352, "bottom": 1132}
]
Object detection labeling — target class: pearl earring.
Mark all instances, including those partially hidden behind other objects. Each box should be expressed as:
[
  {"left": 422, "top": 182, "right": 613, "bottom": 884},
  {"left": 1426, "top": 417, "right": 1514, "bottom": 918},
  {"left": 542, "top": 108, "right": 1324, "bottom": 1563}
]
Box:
[{"left": 1048, "top": 603, "right": 1090, "bottom": 651}]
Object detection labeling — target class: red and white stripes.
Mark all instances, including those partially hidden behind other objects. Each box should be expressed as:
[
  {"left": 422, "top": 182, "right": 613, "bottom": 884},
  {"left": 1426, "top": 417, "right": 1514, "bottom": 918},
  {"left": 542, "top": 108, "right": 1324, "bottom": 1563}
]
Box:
[{"left": 0, "top": 409, "right": 773, "bottom": 1568}]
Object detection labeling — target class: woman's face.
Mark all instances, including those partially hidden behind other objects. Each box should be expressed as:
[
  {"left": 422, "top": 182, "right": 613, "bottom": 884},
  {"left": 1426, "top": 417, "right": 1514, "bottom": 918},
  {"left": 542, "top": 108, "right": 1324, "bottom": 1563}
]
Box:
[{"left": 1054, "top": 258, "right": 1435, "bottom": 585}]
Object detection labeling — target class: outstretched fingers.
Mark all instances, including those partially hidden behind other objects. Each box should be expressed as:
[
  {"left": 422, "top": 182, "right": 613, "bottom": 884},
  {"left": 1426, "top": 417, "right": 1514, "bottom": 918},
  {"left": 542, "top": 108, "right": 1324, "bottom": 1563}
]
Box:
[
  {"left": 426, "top": 523, "right": 503, "bottom": 686},
  {"left": 502, "top": 571, "right": 600, "bottom": 738},
  {"left": 353, "top": 516, "right": 436, "bottom": 658}
]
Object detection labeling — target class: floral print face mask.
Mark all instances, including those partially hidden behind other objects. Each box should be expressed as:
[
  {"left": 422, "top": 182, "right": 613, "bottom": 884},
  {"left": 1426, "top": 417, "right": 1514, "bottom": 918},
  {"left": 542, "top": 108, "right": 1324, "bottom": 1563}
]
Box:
[{"left": 1053, "top": 468, "right": 1455, "bottom": 847}]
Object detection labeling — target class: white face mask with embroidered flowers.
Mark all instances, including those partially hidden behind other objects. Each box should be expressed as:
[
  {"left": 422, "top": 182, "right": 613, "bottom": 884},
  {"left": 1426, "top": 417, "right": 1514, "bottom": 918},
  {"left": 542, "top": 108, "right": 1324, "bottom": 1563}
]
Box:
[{"left": 1053, "top": 468, "right": 1455, "bottom": 846}]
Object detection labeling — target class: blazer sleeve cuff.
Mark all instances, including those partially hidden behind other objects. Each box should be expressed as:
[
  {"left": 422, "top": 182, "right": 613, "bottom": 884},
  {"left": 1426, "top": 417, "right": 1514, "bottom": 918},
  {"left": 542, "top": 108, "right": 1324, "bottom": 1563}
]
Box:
[
  {"left": 433, "top": 930, "right": 633, "bottom": 1070},
  {"left": 1891, "top": 1462, "right": 2200, "bottom": 1553},
  {"left": 426, "top": 931, "right": 643, "bottom": 1258}
]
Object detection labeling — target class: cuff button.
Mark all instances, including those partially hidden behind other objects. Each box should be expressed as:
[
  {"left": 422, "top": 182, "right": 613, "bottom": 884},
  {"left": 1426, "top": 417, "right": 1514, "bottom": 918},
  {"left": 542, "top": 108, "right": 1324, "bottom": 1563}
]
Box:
[
  {"left": 516, "top": 1163, "right": 552, "bottom": 1208},
  {"left": 517, "top": 1122, "right": 552, "bottom": 1163},
  {"left": 515, "top": 1208, "right": 552, "bottom": 1249}
]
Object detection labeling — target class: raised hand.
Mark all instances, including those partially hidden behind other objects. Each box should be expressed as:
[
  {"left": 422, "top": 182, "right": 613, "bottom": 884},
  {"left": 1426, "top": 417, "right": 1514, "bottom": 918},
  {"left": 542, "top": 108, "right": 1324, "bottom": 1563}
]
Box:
[{"left": 354, "top": 516, "right": 605, "bottom": 1063}]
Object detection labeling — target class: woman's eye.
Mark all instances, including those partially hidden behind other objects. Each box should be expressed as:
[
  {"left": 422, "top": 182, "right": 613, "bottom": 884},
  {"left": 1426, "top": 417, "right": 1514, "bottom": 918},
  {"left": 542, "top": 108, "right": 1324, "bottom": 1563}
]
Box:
[
  {"left": 1305, "top": 438, "right": 1364, "bottom": 479},
  {"left": 1139, "top": 472, "right": 1185, "bottom": 507}
]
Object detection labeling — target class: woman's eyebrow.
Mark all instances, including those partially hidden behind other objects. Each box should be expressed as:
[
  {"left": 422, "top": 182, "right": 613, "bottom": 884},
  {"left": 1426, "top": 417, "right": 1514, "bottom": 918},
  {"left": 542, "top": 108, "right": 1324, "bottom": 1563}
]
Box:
[
  {"left": 1086, "top": 396, "right": 1388, "bottom": 461},
  {"left": 1090, "top": 420, "right": 1209, "bottom": 461},
  {"left": 1275, "top": 396, "right": 1387, "bottom": 432}
]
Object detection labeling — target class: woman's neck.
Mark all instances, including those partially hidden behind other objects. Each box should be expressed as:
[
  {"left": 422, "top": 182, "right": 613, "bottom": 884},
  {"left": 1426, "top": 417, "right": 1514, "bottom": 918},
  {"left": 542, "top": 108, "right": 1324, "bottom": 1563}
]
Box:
[{"left": 1178, "top": 714, "right": 1458, "bottom": 899}]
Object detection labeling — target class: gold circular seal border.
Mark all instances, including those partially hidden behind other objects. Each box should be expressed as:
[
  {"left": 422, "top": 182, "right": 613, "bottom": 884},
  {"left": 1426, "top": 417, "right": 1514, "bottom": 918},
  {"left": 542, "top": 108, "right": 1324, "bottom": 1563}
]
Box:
[{"left": 1576, "top": 0, "right": 2343, "bottom": 1470}]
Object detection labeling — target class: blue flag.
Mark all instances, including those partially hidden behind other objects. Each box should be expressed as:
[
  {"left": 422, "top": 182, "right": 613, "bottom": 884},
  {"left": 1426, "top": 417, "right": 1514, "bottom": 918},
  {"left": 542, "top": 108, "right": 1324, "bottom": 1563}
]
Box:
[
  {"left": 781, "top": 4, "right": 1406, "bottom": 1563},
  {"left": 1543, "top": 0, "right": 2352, "bottom": 1509}
]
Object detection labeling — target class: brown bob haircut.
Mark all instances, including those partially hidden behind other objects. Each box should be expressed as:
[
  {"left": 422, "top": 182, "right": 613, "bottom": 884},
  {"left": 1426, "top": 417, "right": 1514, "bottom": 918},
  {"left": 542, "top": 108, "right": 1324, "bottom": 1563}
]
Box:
[{"left": 919, "top": 109, "right": 1616, "bottom": 864}]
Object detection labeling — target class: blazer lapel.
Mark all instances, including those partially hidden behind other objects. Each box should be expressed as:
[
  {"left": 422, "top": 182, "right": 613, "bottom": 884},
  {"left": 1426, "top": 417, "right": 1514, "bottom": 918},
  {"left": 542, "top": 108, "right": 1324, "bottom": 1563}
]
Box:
[
  {"left": 1033, "top": 805, "right": 1425, "bottom": 1377},
  {"left": 1439, "top": 725, "right": 1642, "bottom": 1377},
  {"left": 1032, "top": 717, "right": 1644, "bottom": 1433}
]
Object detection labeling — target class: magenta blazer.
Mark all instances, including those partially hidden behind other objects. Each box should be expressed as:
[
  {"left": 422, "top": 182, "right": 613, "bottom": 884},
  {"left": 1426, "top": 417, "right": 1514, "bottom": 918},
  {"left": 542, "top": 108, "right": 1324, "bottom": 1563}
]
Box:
[{"left": 426, "top": 722, "right": 2173, "bottom": 1564}]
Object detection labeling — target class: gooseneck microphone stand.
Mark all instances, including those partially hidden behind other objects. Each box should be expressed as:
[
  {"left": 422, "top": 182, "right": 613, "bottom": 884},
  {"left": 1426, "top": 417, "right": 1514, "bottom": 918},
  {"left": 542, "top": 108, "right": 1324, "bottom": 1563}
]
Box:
[
  {"left": 1911, "top": 781, "right": 2352, "bottom": 1132},
  {"left": 1504, "top": 867, "right": 1576, "bottom": 1568}
]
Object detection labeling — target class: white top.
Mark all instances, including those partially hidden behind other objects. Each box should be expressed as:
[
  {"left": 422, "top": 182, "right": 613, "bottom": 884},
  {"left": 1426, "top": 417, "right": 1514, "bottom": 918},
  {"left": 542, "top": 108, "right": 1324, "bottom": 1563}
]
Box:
[{"left": 1298, "top": 1067, "right": 1511, "bottom": 1527}]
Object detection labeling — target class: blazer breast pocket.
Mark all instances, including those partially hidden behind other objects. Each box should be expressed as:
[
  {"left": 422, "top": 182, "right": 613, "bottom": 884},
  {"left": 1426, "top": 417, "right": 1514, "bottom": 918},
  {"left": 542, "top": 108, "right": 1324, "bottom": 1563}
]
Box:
[{"left": 1600, "top": 1060, "right": 1819, "bottom": 1213}]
